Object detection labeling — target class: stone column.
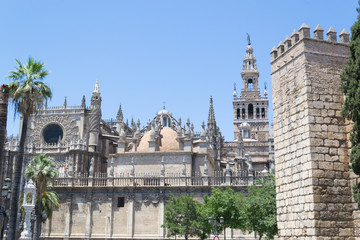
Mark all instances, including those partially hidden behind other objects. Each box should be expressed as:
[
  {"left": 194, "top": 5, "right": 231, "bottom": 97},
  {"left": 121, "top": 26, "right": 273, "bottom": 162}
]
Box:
[
  {"left": 105, "top": 196, "right": 113, "bottom": 238},
  {"left": 158, "top": 195, "right": 165, "bottom": 238},
  {"left": 64, "top": 196, "right": 72, "bottom": 239},
  {"left": 127, "top": 194, "right": 135, "bottom": 238},
  {"left": 84, "top": 191, "right": 93, "bottom": 240}
]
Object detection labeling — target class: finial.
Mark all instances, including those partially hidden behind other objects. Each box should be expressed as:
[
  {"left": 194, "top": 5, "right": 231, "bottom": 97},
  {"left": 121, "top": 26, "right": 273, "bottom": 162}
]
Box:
[
  {"left": 234, "top": 82, "right": 236, "bottom": 91},
  {"left": 246, "top": 33, "right": 251, "bottom": 45},
  {"left": 64, "top": 96, "right": 67, "bottom": 108},
  {"left": 162, "top": 101, "right": 166, "bottom": 109},
  {"left": 81, "top": 95, "right": 86, "bottom": 108},
  {"left": 137, "top": 119, "right": 141, "bottom": 128},
  {"left": 93, "top": 79, "right": 100, "bottom": 94}
]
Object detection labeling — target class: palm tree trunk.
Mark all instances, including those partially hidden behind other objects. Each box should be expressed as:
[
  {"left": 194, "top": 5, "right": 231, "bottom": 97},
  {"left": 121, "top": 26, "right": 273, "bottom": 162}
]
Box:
[
  {"left": 7, "top": 115, "right": 28, "bottom": 240},
  {"left": 34, "top": 188, "right": 41, "bottom": 240},
  {"left": 0, "top": 85, "right": 9, "bottom": 184}
]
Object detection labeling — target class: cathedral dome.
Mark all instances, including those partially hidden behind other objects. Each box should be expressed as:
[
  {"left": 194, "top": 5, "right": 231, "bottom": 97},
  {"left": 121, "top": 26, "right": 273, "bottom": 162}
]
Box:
[
  {"left": 157, "top": 109, "right": 170, "bottom": 115},
  {"left": 137, "top": 127, "right": 179, "bottom": 152}
]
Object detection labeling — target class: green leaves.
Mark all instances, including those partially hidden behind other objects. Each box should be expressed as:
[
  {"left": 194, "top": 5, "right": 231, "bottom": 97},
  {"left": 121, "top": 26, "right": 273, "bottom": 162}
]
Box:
[
  {"left": 162, "top": 177, "right": 277, "bottom": 240},
  {"left": 24, "top": 154, "right": 59, "bottom": 224},
  {"left": 162, "top": 193, "right": 204, "bottom": 240},
  {"left": 243, "top": 175, "right": 277, "bottom": 239},
  {"left": 8, "top": 57, "right": 52, "bottom": 116},
  {"left": 341, "top": 2, "right": 360, "bottom": 181}
]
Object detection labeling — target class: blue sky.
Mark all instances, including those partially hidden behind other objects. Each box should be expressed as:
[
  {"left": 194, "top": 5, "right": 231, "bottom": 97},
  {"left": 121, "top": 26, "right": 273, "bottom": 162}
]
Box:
[{"left": 0, "top": 0, "right": 358, "bottom": 141}]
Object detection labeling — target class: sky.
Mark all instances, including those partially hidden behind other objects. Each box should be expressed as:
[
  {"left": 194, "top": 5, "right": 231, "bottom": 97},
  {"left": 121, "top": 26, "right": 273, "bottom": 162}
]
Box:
[{"left": 0, "top": 0, "right": 358, "bottom": 141}]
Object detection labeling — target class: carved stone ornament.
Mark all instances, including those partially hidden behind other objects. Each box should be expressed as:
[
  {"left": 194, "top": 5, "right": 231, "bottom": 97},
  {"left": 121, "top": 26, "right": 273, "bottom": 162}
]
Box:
[{"left": 30, "top": 115, "right": 79, "bottom": 145}]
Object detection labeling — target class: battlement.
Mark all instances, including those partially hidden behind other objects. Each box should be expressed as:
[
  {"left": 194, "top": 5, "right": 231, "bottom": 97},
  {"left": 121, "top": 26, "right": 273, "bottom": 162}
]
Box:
[{"left": 270, "top": 24, "right": 350, "bottom": 63}]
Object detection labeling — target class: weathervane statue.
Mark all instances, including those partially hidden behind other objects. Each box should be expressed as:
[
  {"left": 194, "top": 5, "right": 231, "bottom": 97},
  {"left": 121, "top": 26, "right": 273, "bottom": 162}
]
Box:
[{"left": 247, "top": 33, "right": 251, "bottom": 45}]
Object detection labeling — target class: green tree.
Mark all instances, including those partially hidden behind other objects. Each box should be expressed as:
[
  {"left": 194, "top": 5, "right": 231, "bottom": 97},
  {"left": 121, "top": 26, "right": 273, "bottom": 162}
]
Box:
[
  {"left": 341, "top": 1, "right": 360, "bottom": 174},
  {"left": 340, "top": 2, "right": 360, "bottom": 207},
  {"left": 25, "top": 154, "right": 59, "bottom": 240},
  {"left": 7, "top": 57, "right": 52, "bottom": 239},
  {"left": 162, "top": 193, "right": 208, "bottom": 240},
  {"left": 203, "top": 187, "right": 246, "bottom": 240},
  {"left": 243, "top": 174, "right": 277, "bottom": 240}
]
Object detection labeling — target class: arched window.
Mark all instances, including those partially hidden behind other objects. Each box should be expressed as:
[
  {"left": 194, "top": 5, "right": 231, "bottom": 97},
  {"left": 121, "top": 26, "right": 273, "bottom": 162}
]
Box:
[
  {"left": 163, "top": 117, "right": 167, "bottom": 127},
  {"left": 247, "top": 79, "right": 253, "bottom": 89},
  {"left": 236, "top": 109, "right": 240, "bottom": 119},
  {"left": 248, "top": 104, "right": 254, "bottom": 119},
  {"left": 242, "top": 109, "right": 245, "bottom": 119}
]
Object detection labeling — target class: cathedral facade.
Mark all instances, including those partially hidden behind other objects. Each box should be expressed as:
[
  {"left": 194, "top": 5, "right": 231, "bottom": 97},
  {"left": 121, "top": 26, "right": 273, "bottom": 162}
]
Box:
[{"left": 2, "top": 43, "right": 273, "bottom": 239}]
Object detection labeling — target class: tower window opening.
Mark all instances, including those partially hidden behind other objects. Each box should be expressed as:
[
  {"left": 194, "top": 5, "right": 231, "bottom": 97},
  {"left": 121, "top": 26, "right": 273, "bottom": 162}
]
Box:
[
  {"left": 248, "top": 104, "right": 254, "bottom": 119},
  {"left": 249, "top": 62, "right": 252, "bottom": 69},
  {"left": 237, "top": 109, "right": 240, "bottom": 119},
  {"left": 117, "top": 197, "right": 125, "bottom": 208},
  {"left": 242, "top": 109, "right": 245, "bottom": 119},
  {"left": 163, "top": 117, "right": 168, "bottom": 127},
  {"left": 256, "top": 108, "right": 260, "bottom": 119},
  {"left": 261, "top": 108, "right": 265, "bottom": 118},
  {"left": 247, "top": 79, "right": 253, "bottom": 90}
]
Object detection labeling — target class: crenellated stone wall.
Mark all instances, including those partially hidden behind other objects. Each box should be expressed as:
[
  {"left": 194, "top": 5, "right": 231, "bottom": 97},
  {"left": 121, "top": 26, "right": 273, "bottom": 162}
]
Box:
[{"left": 271, "top": 24, "right": 355, "bottom": 239}]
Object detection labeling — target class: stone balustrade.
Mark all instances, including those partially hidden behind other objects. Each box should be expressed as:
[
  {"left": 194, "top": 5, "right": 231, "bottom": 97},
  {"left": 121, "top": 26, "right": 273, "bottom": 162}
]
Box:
[{"left": 52, "top": 170, "right": 266, "bottom": 188}]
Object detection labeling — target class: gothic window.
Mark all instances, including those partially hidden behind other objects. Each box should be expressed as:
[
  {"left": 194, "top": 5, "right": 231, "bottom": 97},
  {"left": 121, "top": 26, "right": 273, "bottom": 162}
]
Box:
[
  {"left": 249, "top": 62, "right": 252, "bottom": 69},
  {"left": 162, "top": 117, "right": 170, "bottom": 127},
  {"left": 256, "top": 108, "right": 260, "bottom": 119},
  {"left": 43, "top": 124, "right": 63, "bottom": 144},
  {"left": 261, "top": 108, "right": 265, "bottom": 118},
  {"left": 247, "top": 79, "right": 253, "bottom": 89},
  {"left": 248, "top": 104, "right": 254, "bottom": 119},
  {"left": 242, "top": 109, "right": 245, "bottom": 119},
  {"left": 236, "top": 109, "right": 240, "bottom": 119}
]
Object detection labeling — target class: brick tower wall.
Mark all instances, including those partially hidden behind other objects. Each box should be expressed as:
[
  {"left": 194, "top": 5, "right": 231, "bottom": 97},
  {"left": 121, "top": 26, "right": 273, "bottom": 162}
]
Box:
[{"left": 271, "top": 25, "right": 355, "bottom": 239}]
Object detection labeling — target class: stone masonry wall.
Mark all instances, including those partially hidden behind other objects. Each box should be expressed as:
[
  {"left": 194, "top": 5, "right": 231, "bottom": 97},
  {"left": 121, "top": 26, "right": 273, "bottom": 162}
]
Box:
[{"left": 271, "top": 25, "right": 354, "bottom": 239}]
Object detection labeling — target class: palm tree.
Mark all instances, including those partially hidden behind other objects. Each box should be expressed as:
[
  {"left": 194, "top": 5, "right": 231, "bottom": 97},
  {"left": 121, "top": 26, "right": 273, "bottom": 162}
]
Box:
[
  {"left": 7, "top": 57, "right": 52, "bottom": 240},
  {"left": 25, "top": 154, "right": 58, "bottom": 240}
]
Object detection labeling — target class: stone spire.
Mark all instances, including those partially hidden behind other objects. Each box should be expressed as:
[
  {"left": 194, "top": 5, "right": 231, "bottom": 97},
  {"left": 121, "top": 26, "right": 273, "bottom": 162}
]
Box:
[
  {"left": 63, "top": 96, "right": 67, "bottom": 108},
  {"left": 117, "top": 104, "right": 123, "bottom": 122},
  {"left": 207, "top": 96, "right": 216, "bottom": 129}
]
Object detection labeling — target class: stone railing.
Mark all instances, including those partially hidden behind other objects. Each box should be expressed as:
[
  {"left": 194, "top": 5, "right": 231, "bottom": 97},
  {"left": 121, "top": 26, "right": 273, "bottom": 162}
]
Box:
[{"left": 52, "top": 170, "right": 266, "bottom": 188}]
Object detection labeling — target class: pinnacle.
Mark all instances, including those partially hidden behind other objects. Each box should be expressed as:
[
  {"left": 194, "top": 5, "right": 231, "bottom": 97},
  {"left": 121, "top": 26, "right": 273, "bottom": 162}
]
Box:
[
  {"left": 314, "top": 24, "right": 324, "bottom": 31},
  {"left": 291, "top": 29, "right": 299, "bottom": 37},
  {"left": 340, "top": 29, "right": 349, "bottom": 35},
  {"left": 277, "top": 41, "right": 284, "bottom": 47},
  {"left": 270, "top": 46, "right": 277, "bottom": 52},
  {"left": 299, "top": 23, "right": 310, "bottom": 30},
  {"left": 327, "top": 26, "right": 337, "bottom": 33},
  {"left": 284, "top": 35, "right": 291, "bottom": 42},
  {"left": 117, "top": 104, "right": 123, "bottom": 121}
]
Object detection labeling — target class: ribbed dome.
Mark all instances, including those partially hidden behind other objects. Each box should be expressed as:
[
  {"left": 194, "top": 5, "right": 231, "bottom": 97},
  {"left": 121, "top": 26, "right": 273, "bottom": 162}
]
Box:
[{"left": 137, "top": 127, "right": 179, "bottom": 152}]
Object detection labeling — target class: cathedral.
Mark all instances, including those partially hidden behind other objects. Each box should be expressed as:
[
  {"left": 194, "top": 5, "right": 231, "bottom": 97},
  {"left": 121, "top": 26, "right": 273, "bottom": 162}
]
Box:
[{"left": 3, "top": 42, "right": 273, "bottom": 239}]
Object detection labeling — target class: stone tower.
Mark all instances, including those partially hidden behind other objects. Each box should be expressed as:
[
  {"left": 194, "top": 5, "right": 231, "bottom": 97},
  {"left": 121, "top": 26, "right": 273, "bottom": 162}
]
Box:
[
  {"left": 271, "top": 24, "right": 354, "bottom": 239},
  {"left": 233, "top": 41, "right": 269, "bottom": 141}
]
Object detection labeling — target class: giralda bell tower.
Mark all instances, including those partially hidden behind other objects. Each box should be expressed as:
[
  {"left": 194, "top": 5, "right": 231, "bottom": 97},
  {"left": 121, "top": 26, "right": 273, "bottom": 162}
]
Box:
[{"left": 233, "top": 38, "right": 269, "bottom": 142}]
